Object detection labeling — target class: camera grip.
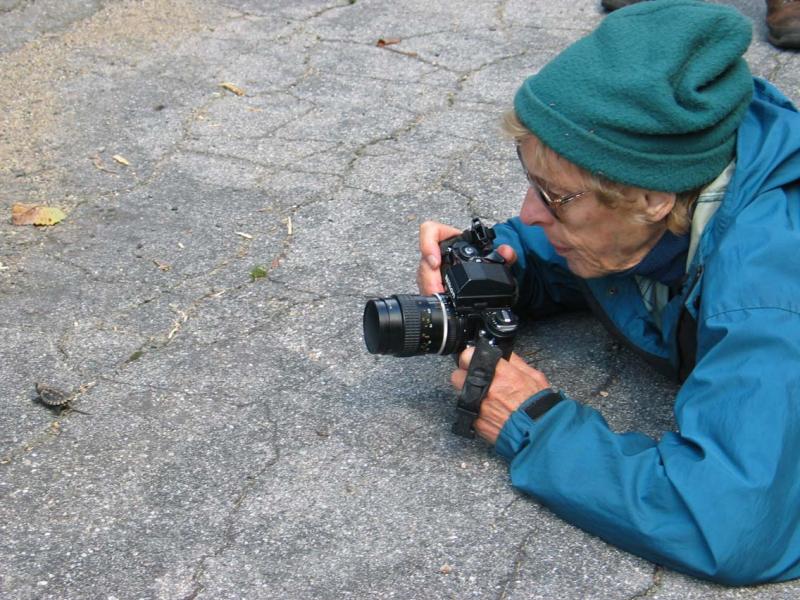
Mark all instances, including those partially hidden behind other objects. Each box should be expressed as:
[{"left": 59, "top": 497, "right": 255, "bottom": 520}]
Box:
[{"left": 452, "top": 336, "right": 503, "bottom": 438}]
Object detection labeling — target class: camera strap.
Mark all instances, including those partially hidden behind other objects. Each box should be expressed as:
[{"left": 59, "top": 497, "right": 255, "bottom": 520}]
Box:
[{"left": 452, "top": 336, "right": 503, "bottom": 438}]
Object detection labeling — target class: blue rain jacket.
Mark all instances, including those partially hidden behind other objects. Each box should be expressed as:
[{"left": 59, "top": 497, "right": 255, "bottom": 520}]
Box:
[{"left": 491, "top": 78, "right": 800, "bottom": 585}]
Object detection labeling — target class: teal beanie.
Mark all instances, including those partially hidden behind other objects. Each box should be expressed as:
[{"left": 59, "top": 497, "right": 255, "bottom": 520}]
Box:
[{"left": 513, "top": 0, "right": 754, "bottom": 192}]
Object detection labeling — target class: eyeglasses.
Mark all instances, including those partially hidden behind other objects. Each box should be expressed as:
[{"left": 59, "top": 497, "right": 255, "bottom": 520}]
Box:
[{"left": 516, "top": 145, "right": 589, "bottom": 220}]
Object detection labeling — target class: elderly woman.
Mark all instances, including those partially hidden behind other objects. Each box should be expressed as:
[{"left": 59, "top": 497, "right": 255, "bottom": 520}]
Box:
[{"left": 418, "top": 0, "right": 800, "bottom": 586}]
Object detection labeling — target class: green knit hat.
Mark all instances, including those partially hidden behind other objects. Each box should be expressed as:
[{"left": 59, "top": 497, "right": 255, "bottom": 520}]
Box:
[{"left": 514, "top": 0, "right": 754, "bottom": 192}]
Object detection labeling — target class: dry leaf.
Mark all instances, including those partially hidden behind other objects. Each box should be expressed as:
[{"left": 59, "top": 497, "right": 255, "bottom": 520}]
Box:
[
  {"left": 153, "top": 259, "right": 171, "bottom": 271},
  {"left": 90, "top": 154, "right": 116, "bottom": 174},
  {"left": 220, "top": 82, "right": 245, "bottom": 96},
  {"left": 112, "top": 154, "right": 131, "bottom": 166},
  {"left": 376, "top": 37, "right": 401, "bottom": 47},
  {"left": 439, "top": 564, "right": 453, "bottom": 575},
  {"left": 11, "top": 203, "right": 66, "bottom": 226}
]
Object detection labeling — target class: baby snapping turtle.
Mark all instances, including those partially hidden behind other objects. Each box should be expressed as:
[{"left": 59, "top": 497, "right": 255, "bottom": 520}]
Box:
[
  {"left": 35, "top": 383, "right": 71, "bottom": 407},
  {"left": 35, "top": 383, "right": 92, "bottom": 414}
]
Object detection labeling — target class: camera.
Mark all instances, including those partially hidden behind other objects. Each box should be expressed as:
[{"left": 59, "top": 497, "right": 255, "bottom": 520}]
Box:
[{"left": 363, "top": 218, "right": 519, "bottom": 359}]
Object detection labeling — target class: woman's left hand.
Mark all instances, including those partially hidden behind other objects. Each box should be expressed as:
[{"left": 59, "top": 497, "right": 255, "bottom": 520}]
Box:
[{"left": 451, "top": 348, "right": 551, "bottom": 444}]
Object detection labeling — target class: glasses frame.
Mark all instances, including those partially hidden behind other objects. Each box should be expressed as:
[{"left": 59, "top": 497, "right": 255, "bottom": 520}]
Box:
[{"left": 516, "top": 145, "right": 589, "bottom": 220}]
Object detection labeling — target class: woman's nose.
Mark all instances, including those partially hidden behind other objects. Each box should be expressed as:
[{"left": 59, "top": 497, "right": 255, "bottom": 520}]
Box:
[{"left": 520, "top": 186, "right": 555, "bottom": 226}]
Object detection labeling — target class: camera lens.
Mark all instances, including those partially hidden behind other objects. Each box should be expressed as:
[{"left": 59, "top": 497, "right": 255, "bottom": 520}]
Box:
[{"left": 363, "top": 294, "right": 458, "bottom": 356}]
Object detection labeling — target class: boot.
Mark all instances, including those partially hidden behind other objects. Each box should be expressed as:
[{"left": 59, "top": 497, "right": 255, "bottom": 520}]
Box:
[
  {"left": 601, "top": 0, "right": 645, "bottom": 11},
  {"left": 767, "top": 0, "right": 800, "bottom": 49}
]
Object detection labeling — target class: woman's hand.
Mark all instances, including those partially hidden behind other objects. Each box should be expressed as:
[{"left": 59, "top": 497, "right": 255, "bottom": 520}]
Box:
[
  {"left": 450, "top": 347, "right": 551, "bottom": 444},
  {"left": 417, "top": 220, "right": 518, "bottom": 294},
  {"left": 417, "top": 221, "right": 463, "bottom": 294}
]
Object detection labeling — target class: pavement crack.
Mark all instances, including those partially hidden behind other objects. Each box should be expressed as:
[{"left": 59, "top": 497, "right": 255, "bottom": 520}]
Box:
[
  {"left": 0, "top": 379, "right": 97, "bottom": 466},
  {"left": 345, "top": 114, "right": 426, "bottom": 175},
  {"left": 498, "top": 494, "right": 522, "bottom": 518},
  {"left": 119, "top": 287, "right": 227, "bottom": 363},
  {"left": 766, "top": 53, "right": 794, "bottom": 83},
  {"left": 589, "top": 339, "right": 624, "bottom": 400},
  {"left": 495, "top": 0, "right": 511, "bottom": 29},
  {"left": 454, "top": 50, "right": 527, "bottom": 93},
  {"left": 305, "top": 0, "right": 359, "bottom": 21},
  {"left": 0, "top": 0, "right": 26, "bottom": 15},
  {"left": 182, "top": 436, "right": 281, "bottom": 600},
  {"left": 440, "top": 180, "right": 492, "bottom": 220},
  {"left": 497, "top": 529, "right": 535, "bottom": 600},
  {"left": 627, "top": 566, "right": 663, "bottom": 599},
  {"left": 264, "top": 275, "right": 375, "bottom": 301}
]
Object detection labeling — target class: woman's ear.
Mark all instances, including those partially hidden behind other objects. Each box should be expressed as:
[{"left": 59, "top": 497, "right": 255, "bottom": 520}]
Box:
[{"left": 642, "top": 191, "right": 676, "bottom": 224}]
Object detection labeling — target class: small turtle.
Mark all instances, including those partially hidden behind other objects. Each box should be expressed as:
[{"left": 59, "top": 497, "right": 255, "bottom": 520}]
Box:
[
  {"left": 35, "top": 383, "right": 91, "bottom": 414},
  {"left": 35, "top": 383, "right": 72, "bottom": 407}
]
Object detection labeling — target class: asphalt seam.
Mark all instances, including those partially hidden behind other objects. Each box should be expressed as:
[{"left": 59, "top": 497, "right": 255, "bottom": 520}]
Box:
[
  {"left": 497, "top": 529, "right": 535, "bottom": 600},
  {"left": 627, "top": 566, "right": 663, "bottom": 599}
]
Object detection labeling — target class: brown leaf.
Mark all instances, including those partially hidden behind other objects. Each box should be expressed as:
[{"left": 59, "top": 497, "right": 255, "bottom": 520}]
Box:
[
  {"left": 376, "top": 37, "right": 401, "bottom": 47},
  {"left": 112, "top": 154, "right": 131, "bottom": 166},
  {"left": 11, "top": 203, "right": 66, "bottom": 226},
  {"left": 90, "top": 154, "right": 117, "bottom": 174},
  {"left": 219, "top": 82, "right": 245, "bottom": 96}
]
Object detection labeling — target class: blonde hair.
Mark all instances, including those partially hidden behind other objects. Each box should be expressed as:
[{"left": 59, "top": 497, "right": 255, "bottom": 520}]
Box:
[{"left": 501, "top": 110, "right": 701, "bottom": 235}]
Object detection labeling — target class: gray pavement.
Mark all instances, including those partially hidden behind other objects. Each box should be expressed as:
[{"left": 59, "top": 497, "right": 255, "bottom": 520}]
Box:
[{"left": 1, "top": 1, "right": 799, "bottom": 598}]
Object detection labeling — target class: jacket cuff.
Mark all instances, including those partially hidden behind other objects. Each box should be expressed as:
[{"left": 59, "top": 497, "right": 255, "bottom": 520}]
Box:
[{"left": 495, "top": 388, "right": 563, "bottom": 461}]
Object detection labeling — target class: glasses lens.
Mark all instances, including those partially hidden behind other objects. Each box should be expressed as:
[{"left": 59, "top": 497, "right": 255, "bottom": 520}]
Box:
[{"left": 516, "top": 145, "right": 559, "bottom": 219}]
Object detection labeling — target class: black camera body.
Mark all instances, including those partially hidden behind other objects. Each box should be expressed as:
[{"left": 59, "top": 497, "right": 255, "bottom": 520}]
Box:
[{"left": 363, "top": 218, "right": 519, "bottom": 359}]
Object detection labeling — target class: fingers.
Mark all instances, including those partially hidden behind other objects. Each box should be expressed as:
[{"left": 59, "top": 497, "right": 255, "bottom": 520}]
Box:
[
  {"left": 496, "top": 244, "right": 518, "bottom": 266},
  {"left": 457, "top": 347, "right": 474, "bottom": 370},
  {"left": 474, "top": 417, "right": 501, "bottom": 443},
  {"left": 417, "top": 221, "right": 462, "bottom": 295},
  {"left": 450, "top": 368, "right": 466, "bottom": 391},
  {"left": 506, "top": 351, "right": 531, "bottom": 370},
  {"left": 450, "top": 348, "right": 551, "bottom": 445},
  {"left": 458, "top": 349, "right": 542, "bottom": 380},
  {"left": 417, "top": 259, "right": 445, "bottom": 294},
  {"left": 419, "top": 220, "right": 461, "bottom": 260}
]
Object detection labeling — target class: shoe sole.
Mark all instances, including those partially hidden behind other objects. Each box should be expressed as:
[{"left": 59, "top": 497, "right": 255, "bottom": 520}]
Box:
[
  {"left": 768, "top": 31, "right": 800, "bottom": 50},
  {"left": 601, "top": 0, "right": 642, "bottom": 11}
]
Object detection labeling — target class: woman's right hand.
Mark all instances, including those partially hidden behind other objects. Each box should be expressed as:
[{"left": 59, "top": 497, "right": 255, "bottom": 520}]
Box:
[
  {"left": 417, "top": 220, "right": 517, "bottom": 295},
  {"left": 417, "top": 221, "right": 463, "bottom": 295}
]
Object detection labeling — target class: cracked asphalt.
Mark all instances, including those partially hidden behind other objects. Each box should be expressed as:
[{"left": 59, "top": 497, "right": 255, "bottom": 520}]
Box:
[{"left": 2, "top": 1, "right": 799, "bottom": 598}]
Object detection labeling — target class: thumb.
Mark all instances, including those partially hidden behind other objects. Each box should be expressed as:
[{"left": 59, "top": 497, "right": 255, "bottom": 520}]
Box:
[{"left": 497, "top": 244, "right": 517, "bottom": 266}]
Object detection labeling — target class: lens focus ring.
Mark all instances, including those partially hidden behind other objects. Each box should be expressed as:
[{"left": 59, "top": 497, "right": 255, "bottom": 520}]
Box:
[{"left": 395, "top": 295, "right": 422, "bottom": 355}]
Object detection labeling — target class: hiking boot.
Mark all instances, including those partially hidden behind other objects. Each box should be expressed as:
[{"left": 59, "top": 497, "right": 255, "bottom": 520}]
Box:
[
  {"left": 601, "top": 0, "right": 645, "bottom": 11},
  {"left": 767, "top": 0, "right": 800, "bottom": 49}
]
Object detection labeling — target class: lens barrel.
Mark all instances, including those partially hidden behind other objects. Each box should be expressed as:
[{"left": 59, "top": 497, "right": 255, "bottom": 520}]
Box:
[{"left": 363, "top": 294, "right": 456, "bottom": 356}]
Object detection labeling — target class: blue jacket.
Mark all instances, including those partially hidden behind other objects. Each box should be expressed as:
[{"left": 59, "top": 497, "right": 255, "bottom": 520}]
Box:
[{"left": 491, "top": 78, "right": 800, "bottom": 585}]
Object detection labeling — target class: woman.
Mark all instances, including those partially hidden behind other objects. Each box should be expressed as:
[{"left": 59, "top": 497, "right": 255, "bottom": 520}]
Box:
[{"left": 418, "top": 0, "right": 800, "bottom": 585}]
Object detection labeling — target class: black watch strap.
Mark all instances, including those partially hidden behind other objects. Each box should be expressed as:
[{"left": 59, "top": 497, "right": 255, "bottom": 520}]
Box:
[{"left": 524, "top": 389, "right": 563, "bottom": 420}]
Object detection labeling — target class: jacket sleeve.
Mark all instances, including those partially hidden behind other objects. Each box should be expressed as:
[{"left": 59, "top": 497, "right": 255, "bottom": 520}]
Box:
[
  {"left": 495, "top": 306, "right": 800, "bottom": 584},
  {"left": 492, "top": 218, "right": 586, "bottom": 317}
]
